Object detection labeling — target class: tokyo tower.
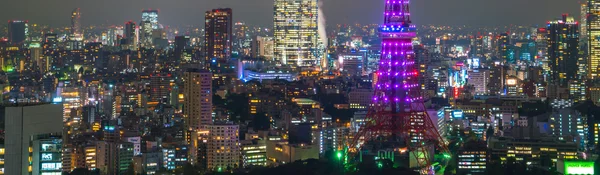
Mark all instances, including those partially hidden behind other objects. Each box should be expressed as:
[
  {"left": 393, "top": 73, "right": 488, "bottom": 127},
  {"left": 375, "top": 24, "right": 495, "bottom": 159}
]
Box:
[{"left": 347, "top": 0, "right": 449, "bottom": 174}]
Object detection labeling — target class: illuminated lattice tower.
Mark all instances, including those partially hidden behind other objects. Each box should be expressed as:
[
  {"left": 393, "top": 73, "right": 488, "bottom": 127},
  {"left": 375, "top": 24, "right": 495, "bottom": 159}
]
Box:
[{"left": 348, "top": 0, "right": 449, "bottom": 173}]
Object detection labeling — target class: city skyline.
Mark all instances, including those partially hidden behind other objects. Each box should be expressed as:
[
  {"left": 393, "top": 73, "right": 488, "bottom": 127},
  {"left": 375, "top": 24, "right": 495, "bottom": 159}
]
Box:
[
  {"left": 0, "top": 0, "right": 598, "bottom": 174},
  {"left": 1, "top": 0, "right": 581, "bottom": 28}
]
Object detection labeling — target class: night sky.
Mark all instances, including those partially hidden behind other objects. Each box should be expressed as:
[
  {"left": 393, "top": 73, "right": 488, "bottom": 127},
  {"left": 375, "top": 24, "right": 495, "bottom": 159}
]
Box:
[{"left": 1, "top": 0, "right": 580, "bottom": 27}]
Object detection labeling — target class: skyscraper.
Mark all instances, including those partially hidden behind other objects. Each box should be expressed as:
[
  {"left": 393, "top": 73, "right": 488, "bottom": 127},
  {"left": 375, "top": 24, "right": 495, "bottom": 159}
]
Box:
[
  {"left": 8, "top": 20, "right": 27, "bottom": 46},
  {"left": 142, "top": 9, "right": 159, "bottom": 29},
  {"left": 274, "top": 0, "right": 320, "bottom": 68},
  {"left": 536, "top": 28, "right": 550, "bottom": 77},
  {"left": 124, "top": 21, "right": 137, "bottom": 49},
  {"left": 71, "top": 8, "right": 81, "bottom": 37},
  {"left": 547, "top": 14, "right": 580, "bottom": 87},
  {"left": 183, "top": 68, "right": 213, "bottom": 130},
  {"left": 581, "top": 3, "right": 588, "bottom": 49},
  {"left": 140, "top": 20, "right": 153, "bottom": 47},
  {"left": 251, "top": 36, "right": 274, "bottom": 60},
  {"left": 175, "top": 36, "right": 191, "bottom": 62},
  {"left": 233, "top": 22, "right": 249, "bottom": 56},
  {"left": 588, "top": 0, "right": 600, "bottom": 79},
  {"left": 498, "top": 33, "right": 513, "bottom": 63},
  {"left": 204, "top": 8, "right": 233, "bottom": 71},
  {"left": 182, "top": 68, "right": 211, "bottom": 165}
]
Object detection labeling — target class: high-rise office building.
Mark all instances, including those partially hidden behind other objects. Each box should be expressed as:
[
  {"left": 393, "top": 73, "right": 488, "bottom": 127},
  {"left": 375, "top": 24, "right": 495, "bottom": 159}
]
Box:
[
  {"left": 175, "top": 36, "right": 191, "bottom": 62},
  {"left": 140, "top": 20, "right": 153, "bottom": 47},
  {"left": 536, "top": 28, "right": 550, "bottom": 77},
  {"left": 233, "top": 22, "right": 250, "bottom": 56},
  {"left": 339, "top": 53, "right": 364, "bottom": 76},
  {"left": 582, "top": 3, "right": 589, "bottom": 50},
  {"left": 274, "top": 0, "right": 320, "bottom": 67},
  {"left": 71, "top": 8, "right": 82, "bottom": 37},
  {"left": 32, "top": 134, "right": 63, "bottom": 175},
  {"left": 547, "top": 14, "right": 580, "bottom": 87},
  {"left": 142, "top": 9, "right": 159, "bottom": 29},
  {"left": 3, "top": 104, "right": 63, "bottom": 175},
  {"left": 588, "top": 0, "right": 600, "bottom": 79},
  {"left": 251, "top": 36, "right": 274, "bottom": 60},
  {"left": 125, "top": 21, "right": 137, "bottom": 47},
  {"left": 106, "top": 26, "right": 123, "bottom": 47},
  {"left": 204, "top": 8, "right": 233, "bottom": 71},
  {"left": 468, "top": 69, "right": 490, "bottom": 95},
  {"left": 149, "top": 73, "right": 172, "bottom": 103},
  {"left": 550, "top": 107, "right": 588, "bottom": 148},
  {"left": 498, "top": 33, "right": 513, "bottom": 63},
  {"left": 206, "top": 124, "right": 240, "bottom": 170},
  {"left": 8, "top": 20, "right": 27, "bottom": 45},
  {"left": 183, "top": 69, "right": 212, "bottom": 165},
  {"left": 183, "top": 69, "right": 213, "bottom": 130}
]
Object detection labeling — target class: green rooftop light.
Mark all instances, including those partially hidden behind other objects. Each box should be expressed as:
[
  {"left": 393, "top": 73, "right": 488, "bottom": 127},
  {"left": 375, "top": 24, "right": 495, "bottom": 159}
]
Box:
[{"left": 443, "top": 153, "right": 451, "bottom": 159}]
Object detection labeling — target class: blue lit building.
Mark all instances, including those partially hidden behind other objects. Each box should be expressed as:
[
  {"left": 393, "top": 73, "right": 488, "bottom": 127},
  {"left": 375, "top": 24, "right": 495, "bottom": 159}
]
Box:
[
  {"left": 162, "top": 145, "right": 188, "bottom": 170},
  {"left": 142, "top": 9, "right": 159, "bottom": 29},
  {"left": 241, "top": 70, "right": 296, "bottom": 82}
]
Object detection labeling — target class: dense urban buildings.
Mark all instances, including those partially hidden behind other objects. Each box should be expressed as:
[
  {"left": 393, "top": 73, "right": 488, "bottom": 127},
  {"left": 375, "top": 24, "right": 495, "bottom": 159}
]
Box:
[{"left": 0, "top": 0, "right": 597, "bottom": 175}]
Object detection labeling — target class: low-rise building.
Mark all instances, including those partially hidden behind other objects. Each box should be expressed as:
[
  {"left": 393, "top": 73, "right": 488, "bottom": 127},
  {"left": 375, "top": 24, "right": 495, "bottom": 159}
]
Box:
[
  {"left": 241, "top": 138, "right": 267, "bottom": 167},
  {"left": 488, "top": 137, "right": 579, "bottom": 167},
  {"left": 457, "top": 141, "right": 487, "bottom": 175}
]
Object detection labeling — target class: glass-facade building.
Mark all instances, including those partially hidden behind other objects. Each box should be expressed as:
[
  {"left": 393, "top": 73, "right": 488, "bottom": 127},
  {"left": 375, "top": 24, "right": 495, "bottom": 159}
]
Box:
[
  {"left": 274, "top": 0, "right": 320, "bottom": 68},
  {"left": 142, "top": 9, "right": 159, "bottom": 29},
  {"left": 547, "top": 15, "right": 579, "bottom": 87},
  {"left": 588, "top": 0, "right": 600, "bottom": 79},
  {"left": 8, "top": 20, "right": 27, "bottom": 45}
]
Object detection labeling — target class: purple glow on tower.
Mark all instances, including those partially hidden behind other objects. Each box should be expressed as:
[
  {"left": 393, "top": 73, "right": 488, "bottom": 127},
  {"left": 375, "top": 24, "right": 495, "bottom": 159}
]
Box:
[{"left": 373, "top": 0, "right": 419, "bottom": 110}]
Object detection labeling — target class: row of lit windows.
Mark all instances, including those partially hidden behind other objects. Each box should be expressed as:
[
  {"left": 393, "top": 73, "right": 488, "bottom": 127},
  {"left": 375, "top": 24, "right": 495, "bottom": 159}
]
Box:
[
  {"left": 458, "top": 166, "right": 485, "bottom": 169},
  {"left": 458, "top": 162, "right": 486, "bottom": 165}
]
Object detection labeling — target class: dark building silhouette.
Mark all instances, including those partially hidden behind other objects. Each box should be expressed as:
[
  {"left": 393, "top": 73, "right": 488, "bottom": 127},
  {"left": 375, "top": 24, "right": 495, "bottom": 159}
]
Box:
[{"left": 204, "top": 8, "right": 233, "bottom": 71}]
